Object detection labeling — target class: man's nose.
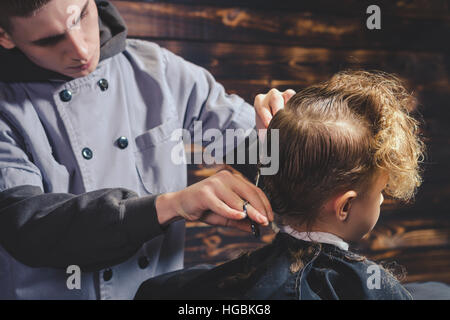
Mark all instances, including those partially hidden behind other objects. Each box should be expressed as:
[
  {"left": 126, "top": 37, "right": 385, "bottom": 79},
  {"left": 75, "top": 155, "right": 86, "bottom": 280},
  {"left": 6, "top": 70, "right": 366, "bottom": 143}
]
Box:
[{"left": 66, "top": 29, "right": 89, "bottom": 61}]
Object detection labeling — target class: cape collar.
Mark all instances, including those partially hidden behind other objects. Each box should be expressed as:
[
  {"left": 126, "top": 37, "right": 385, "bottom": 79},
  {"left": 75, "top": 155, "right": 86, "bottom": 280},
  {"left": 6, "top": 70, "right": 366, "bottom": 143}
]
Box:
[{"left": 278, "top": 225, "right": 350, "bottom": 251}]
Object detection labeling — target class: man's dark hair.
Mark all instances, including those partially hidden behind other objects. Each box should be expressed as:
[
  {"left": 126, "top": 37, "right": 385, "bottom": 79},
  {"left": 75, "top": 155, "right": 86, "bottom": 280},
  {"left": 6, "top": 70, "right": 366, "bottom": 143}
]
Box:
[{"left": 0, "top": 0, "right": 52, "bottom": 33}]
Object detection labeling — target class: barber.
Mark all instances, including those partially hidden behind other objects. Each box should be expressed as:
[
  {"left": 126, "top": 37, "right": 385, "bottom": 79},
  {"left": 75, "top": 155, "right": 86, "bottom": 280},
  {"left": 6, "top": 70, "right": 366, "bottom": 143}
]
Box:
[{"left": 0, "top": 0, "right": 295, "bottom": 299}]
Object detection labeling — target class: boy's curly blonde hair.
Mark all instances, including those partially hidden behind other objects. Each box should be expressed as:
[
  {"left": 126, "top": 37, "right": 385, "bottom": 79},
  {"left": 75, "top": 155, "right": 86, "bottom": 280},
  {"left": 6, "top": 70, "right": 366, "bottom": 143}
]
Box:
[{"left": 262, "top": 70, "right": 425, "bottom": 229}]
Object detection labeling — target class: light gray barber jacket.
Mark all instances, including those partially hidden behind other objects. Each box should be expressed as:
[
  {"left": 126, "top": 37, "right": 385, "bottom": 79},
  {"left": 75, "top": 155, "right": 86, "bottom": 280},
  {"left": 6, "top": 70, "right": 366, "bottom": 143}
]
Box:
[{"left": 0, "top": 39, "right": 255, "bottom": 299}]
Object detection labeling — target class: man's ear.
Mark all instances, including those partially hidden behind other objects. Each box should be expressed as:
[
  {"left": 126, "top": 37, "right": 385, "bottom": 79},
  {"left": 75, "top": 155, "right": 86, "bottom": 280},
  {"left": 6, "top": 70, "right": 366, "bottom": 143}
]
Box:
[
  {"left": 333, "top": 190, "right": 357, "bottom": 222},
  {"left": 0, "top": 28, "right": 16, "bottom": 49}
]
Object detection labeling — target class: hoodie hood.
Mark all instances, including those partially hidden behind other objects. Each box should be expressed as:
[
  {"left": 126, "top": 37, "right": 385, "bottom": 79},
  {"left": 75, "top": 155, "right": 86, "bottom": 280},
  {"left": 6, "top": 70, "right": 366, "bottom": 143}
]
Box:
[{"left": 0, "top": 0, "right": 127, "bottom": 83}]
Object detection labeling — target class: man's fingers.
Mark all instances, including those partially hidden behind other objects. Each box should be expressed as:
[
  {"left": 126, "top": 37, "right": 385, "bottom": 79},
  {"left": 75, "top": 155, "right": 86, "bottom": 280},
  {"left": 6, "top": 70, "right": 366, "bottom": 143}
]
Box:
[
  {"left": 228, "top": 179, "right": 269, "bottom": 226},
  {"left": 180, "top": 170, "right": 273, "bottom": 233},
  {"left": 256, "top": 106, "right": 273, "bottom": 129},
  {"left": 255, "top": 89, "right": 295, "bottom": 129},
  {"left": 267, "top": 89, "right": 285, "bottom": 115},
  {"left": 233, "top": 173, "right": 273, "bottom": 221},
  {"left": 282, "top": 89, "right": 296, "bottom": 104},
  {"left": 199, "top": 171, "right": 272, "bottom": 229},
  {"left": 245, "top": 202, "right": 268, "bottom": 226},
  {"left": 205, "top": 191, "right": 246, "bottom": 221},
  {"left": 214, "top": 184, "right": 248, "bottom": 213}
]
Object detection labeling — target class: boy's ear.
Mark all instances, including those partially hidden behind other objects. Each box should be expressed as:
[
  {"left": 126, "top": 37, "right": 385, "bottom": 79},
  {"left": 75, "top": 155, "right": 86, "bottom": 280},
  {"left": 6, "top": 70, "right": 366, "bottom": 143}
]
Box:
[
  {"left": 0, "top": 28, "right": 16, "bottom": 49},
  {"left": 333, "top": 190, "right": 357, "bottom": 222}
]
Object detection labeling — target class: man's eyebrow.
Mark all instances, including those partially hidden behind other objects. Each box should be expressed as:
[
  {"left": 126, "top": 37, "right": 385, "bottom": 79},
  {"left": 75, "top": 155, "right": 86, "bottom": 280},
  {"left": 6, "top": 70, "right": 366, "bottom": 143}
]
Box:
[
  {"left": 31, "top": 33, "right": 66, "bottom": 45},
  {"left": 31, "top": 0, "right": 90, "bottom": 45}
]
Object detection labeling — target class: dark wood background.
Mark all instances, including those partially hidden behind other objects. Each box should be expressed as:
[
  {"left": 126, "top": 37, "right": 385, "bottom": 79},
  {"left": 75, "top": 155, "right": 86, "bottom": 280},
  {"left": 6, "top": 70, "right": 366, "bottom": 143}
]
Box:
[{"left": 112, "top": 0, "right": 450, "bottom": 283}]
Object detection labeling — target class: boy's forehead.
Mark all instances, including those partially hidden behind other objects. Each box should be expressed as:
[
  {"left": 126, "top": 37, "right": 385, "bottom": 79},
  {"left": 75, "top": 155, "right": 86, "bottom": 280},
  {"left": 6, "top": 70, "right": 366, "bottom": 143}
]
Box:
[{"left": 9, "top": 0, "right": 89, "bottom": 40}]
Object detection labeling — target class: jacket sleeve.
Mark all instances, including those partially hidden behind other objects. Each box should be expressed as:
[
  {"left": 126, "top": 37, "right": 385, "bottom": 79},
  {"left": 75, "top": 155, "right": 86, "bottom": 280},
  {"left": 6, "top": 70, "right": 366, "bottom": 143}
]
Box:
[
  {"left": 162, "top": 47, "right": 257, "bottom": 161},
  {"left": 161, "top": 46, "right": 261, "bottom": 181},
  {"left": 0, "top": 116, "right": 165, "bottom": 272}
]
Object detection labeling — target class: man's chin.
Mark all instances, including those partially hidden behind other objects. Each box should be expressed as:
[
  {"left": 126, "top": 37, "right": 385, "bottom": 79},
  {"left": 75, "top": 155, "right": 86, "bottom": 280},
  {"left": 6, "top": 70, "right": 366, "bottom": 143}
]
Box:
[
  {"left": 69, "top": 70, "right": 94, "bottom": 79},
  {"left": 63, "top": 64, "right": 97, "bottom": 79}
]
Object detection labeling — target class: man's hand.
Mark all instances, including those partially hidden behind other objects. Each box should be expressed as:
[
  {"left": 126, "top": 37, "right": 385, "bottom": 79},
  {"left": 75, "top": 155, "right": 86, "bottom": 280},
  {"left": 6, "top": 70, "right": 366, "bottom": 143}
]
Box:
[
  {"left": 254, "top": 88, "right": 296, "bottom": 131},
  {"left": 155, "top": 170, "right": 273, "bottom": 233}
]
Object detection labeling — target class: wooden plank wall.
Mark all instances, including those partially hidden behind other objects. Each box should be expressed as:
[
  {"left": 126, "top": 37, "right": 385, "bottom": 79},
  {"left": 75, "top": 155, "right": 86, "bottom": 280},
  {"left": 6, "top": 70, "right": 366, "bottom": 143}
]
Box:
[{"left": 112, "top": 0, "right": 450, "bottom": 283}]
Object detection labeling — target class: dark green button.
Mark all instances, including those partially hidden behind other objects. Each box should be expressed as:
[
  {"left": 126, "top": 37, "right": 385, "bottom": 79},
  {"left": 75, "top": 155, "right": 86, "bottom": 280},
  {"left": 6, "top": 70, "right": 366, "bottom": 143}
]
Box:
[
  {"left": 103, "top": 268, "right": 113, "bottom": 281},
  {"left": 98, "top": 79, "right": 109, "bottom": 91},
  {"left": 82, "top": 148, "right": 93, "bottom": 160},
  {"left": 117, "top": 136, "right": 129, "bottom": 149},
  {"left": 138, "top": 256, "right": 149, "bottom": 269},
  {"left": 59, "top": 89, "right": 72, "bottom": 102}
]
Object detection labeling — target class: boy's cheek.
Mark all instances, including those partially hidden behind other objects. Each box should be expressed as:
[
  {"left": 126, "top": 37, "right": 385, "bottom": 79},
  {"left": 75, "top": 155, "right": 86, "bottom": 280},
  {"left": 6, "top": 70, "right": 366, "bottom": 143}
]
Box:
[{"left": 347, "top": 207, "right": 379, "bottom": 241}]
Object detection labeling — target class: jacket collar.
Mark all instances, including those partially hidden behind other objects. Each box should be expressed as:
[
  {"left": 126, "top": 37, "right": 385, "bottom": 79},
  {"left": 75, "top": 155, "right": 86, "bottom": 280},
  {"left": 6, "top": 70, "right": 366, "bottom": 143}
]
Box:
[{"left": 0, "top": 0, "right": 127, "bottom": 83}]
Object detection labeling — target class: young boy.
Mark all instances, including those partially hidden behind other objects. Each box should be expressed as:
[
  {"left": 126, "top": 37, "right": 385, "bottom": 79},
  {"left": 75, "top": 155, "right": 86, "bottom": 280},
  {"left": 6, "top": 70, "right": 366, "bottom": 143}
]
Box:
[{"left": 135, "top": 70, "right": 425, "bottom": 300}]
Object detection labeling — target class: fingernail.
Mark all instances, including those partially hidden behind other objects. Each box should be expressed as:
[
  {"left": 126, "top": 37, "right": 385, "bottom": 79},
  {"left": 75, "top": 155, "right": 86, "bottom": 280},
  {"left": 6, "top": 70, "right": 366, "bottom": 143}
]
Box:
[{"left": 261, "top": 216, "right": 269, "bottom": 226}]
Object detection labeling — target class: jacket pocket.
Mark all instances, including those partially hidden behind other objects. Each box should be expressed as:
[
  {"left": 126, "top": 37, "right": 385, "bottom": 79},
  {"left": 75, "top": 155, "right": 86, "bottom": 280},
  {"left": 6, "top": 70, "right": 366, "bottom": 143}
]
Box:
[{"left": 134, "top": 118, "right": 187, "bottom": 195}]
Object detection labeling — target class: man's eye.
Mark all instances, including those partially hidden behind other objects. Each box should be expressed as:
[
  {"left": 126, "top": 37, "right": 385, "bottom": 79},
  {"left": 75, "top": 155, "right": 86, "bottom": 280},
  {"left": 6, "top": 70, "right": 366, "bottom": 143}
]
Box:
[
  {"left": 72, "top": 9, "right": 88, "bottom": 27},
  {"left": 79, "top": 9, "right": 89, "bottom": 22},
  {"left": 36, "top": 37, "right": 62, "bottom": 47}
]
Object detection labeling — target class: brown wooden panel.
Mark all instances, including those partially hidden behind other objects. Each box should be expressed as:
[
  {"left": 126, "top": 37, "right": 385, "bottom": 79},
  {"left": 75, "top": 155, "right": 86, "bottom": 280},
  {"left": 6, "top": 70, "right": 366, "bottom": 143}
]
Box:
[
  {"left": 422, "top": 137, "right": 450, "bottom": 169},
  {"left": 112, "top": 1, "right": 449, "bottom": 50},
  {"left": 358, "top": 216, "right": 450, "bottom": 251},
  {"left": 184, "top": 223, "right": 274, "bottom": 267},
  {"left": 416, "top": 85, "right": 450, "bottom": 119},
  {"left": 153, "top": 40, "right": 448, "bottom": 86},
  {"left": 115, "top": 0, "right": 450, "bottom": 20},
  {"left": 365, "top": 248, "right": 450, "bottom": 283},
  {"left": 412, "top": 182, "right": 450, "bottom": 210},
  {"left": 366, "top": 181, "right": 450, "bottom": 213}
]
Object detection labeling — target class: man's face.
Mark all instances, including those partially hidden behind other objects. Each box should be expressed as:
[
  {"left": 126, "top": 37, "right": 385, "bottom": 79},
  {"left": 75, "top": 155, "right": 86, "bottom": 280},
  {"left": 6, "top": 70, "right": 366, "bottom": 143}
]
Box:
[{"left": 2, "top": 0, "right": 100, "bottom": 79}]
